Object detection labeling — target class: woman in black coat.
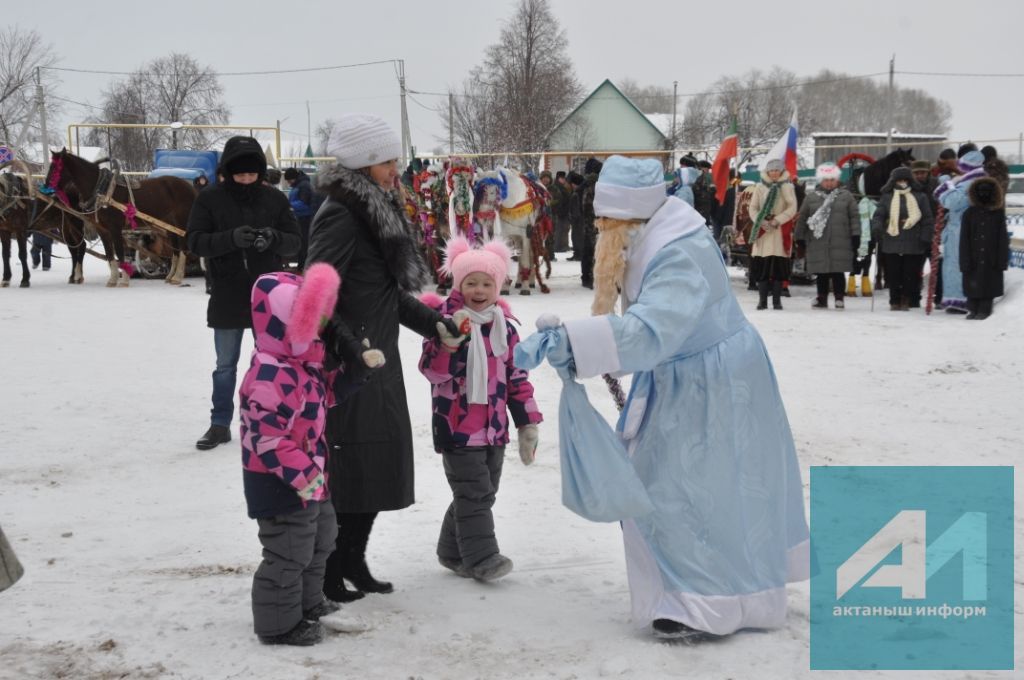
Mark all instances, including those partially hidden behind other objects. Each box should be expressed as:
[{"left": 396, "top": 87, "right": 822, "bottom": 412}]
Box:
[
  {"left": 960, "top": 177, "right": 1010, "bottom": 320},
  {"left": 306, "top": 114, "right": 462, "bottom": 602}
]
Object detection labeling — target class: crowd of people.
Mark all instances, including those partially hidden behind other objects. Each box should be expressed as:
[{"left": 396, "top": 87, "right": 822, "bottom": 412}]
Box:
[{"left": 670, "top": 143, "right": 1011, "bottom": 319}]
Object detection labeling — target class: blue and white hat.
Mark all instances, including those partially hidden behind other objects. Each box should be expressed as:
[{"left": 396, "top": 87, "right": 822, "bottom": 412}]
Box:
[{"left": 593, "top": 155, "right": 667, "bottom": 220}]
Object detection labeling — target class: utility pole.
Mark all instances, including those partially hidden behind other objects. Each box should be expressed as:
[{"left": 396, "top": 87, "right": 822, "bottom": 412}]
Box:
[
  {"left": 449, "top": 92, "right": 455, "bottom": 155},
  {"left": 398, "top": 59, "right": 411, "bottom": 165},
  {"left": 885, "top": 55, "right": 895, "bottom": 154},
  {"left": 35, "top": 67, "right": 50, "bottom": 175},
  {"left": 306, "top": 100, "right": 312, "bottom": 152},
  {"left": 671, "top": 80, "right": 678, "bottom": 166}
]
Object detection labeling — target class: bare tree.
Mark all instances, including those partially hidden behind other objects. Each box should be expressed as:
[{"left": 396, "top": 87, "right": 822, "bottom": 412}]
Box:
[
  {"left": 678, "top": 68, "right": 951, "bottom": 163},
  {"left": 619, "top": 78, "right": 674, "bottom": 115},
  {"left": 441, "top": 0, "right": 582, "bottom": 161},
  {"left": 315, "top": 118, "right": 340, "bottom": 156},
  {"left": 0, "top": 26, "right": 61, "bottom": 154},
  {"left": 85, "top": 53, "right": 229, "bottom": 170},
  {"left": 565, "top": 116, "right": 595, "bottom": 152}
]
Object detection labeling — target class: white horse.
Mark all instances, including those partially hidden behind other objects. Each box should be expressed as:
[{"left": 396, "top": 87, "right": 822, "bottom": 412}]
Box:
[{"left": 474, "top": 168, "right": 550, "bottom": 295}]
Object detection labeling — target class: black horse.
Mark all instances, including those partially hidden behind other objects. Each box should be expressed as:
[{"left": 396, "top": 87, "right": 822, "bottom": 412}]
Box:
[{"left": 848, "top": 147, "right": 915, "bottom": 199}]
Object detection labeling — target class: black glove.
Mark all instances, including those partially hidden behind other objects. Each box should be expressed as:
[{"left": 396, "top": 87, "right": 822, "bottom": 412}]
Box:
[
  {"left": 232, "top": 225, "right": 257, "bottom": 249},
  {"left": 253, "top": 228, "right": 276, "bottom": 253},
  {"left": 851, "top": 235, "right": 861, "bottom": 251}
]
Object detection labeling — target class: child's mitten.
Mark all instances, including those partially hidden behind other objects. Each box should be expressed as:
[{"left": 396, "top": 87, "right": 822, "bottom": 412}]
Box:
[
  {"left": 297, "top": 472, "right": 325, "bottom": 501},
  {"left": 518, "top": 424, "right": 538, "bottom": 466}
]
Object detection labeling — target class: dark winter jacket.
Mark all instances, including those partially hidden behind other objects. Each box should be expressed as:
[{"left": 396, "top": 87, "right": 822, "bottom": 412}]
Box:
[
  {"left": 306, "top": 165, "right": 440, "bottom": 512},
  {"left": 870, "top": 181, "right": 934, "bottom": 256},
  {"left": 960, "top": 177, "right": 1009, "bottom": 298},
  {"left": 549, "top": 180, "right": 571, "bottom": 220},
  {"left": 288, "top": 172, "right": 314, "bottom": 219},
  {"left": 794, "top": 187, "right": 860, "bottom": 273},
  {"left": 186, "top": 138, "right": 301, "bottom": 329}
]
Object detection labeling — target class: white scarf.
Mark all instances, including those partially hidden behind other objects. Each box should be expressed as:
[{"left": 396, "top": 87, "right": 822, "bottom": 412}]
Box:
[
  {"left": 808, "top": 189, "right": 839, "bottom": 240},
  {"left": 463, "top": 305, "right": 508, "bottom": 405},
  {"left": 887, "top": 187, "right": 922, "bottom": 237}
]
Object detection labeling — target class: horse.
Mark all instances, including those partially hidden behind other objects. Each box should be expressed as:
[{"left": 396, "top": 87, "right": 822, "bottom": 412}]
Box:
[
  {"left": 474, "top": 168, "right": 550, "bottom": 295},
  {"left": 412, "top": 165, "right": 449, "bottom": 291},
  {"left": 46, "top": 149, "right": 197, "bottom": 287},
  {"left": 0, "top": 173, "right": 32, "bottom": 287},
  {"left": 0, "top": 172, "right": 91, "bottom": 285}
]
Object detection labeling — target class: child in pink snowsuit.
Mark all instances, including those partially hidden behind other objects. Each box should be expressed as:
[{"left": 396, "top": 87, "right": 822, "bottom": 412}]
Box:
[
  {"left": 419, "top": 237, "right": 543, "bottom": 582},
  {"left": 239, "top": 263, "right": 381, "bottom": 646}
]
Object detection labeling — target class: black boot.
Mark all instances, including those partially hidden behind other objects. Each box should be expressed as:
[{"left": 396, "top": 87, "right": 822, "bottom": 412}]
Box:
[
  {"left": 340, "top": 512, "right": 394, "bottom": 594},
  {"left": 771, "top": 281, "right": 783, "bottom": 310},
  {"left": 323, "top": 515, "right": 365, "bottom": 603},
  {"left": 756, "top": 281, "right": 769, "bottom": 310},
  {"left": 195, "top": 424, "right": 231, "bottom": 450}
]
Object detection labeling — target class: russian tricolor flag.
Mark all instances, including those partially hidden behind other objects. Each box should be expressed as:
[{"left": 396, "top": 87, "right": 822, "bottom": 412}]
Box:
[{"left": 764, "top": 109, "right": 799, "bottom": 177}]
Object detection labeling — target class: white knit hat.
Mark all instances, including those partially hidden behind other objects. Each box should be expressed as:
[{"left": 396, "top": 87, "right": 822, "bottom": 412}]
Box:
[
  {"left": 816, "top": 162, "right": 841, "bottom": 182},
  {"left": 327, "top": 114, "right": 402, "bottom": 170}
]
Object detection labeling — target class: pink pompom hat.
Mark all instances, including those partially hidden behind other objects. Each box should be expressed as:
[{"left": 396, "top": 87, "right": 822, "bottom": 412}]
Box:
[{"left": 442, "top": 236, "right": 511, "bottom": 290}]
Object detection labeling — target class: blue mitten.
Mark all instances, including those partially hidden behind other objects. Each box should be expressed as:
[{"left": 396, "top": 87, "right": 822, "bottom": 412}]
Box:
[{"left": 514, "top": 314, "right": 575, "bottom": 376}]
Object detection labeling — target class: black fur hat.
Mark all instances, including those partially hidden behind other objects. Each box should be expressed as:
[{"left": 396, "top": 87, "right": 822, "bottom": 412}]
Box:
[{"left": 889, "top": 166, "right": 913, "bottom": 183}]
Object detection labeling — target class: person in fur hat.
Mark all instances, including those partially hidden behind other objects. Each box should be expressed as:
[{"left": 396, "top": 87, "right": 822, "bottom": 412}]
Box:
[
  {"left": 419, "top": 237, "right": 543, "bottom": 581},
  {"left": 960, "top": 177, "right": 1010, "bottom": 320},
  {"left": 306, "top": 114, "right": 467, "bottom": 603},
  {"left": 870, "top": 167, "right": 934, "bottom": 311},
  {"left": 239, "top": 264, "right": 384, "bottom": 646},
  {"left": 748, "top": 159, "right": 798, "bottom": 310},
  {"left": 515, "top": 155, "right": 809, "bottom": 643},
  {"left": 795, "top": 163, "right": 860, "bottom": 309}
]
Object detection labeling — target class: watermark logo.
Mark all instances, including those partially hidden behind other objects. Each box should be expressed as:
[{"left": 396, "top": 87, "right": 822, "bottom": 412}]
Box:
[{"left": 810, "top": 466, "right": 1013, "bottom": 670}]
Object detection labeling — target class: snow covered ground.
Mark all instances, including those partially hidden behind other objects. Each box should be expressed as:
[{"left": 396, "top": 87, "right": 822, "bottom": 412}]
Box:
[{"left": 0, "top": 249, "right": 1021, "bottom": 679}]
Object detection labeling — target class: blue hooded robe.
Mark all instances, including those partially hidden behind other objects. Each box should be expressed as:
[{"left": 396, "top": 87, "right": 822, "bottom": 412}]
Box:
[{"left": 557, "top": 196, "right": 809, "bottom": 635}]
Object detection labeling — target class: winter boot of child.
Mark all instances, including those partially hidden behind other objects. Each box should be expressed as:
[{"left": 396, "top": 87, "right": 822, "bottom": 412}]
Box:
[
  {"left": 811, "top": 296, "right": 828, "bottom": 309},
  {"left": 771, "top": 281, "right": 783, "bottom": 310},
  {"left": 258, "top": 619, "right": 324, "bottom": 646},
  {"left": 846, "top": 275, "right": 857, "bottom": 297},
  {"left": 303, "top": 598, "right": 341, "bottom": 621},
  {"left": 470, "top": 553, "right": 513, "bottom": 582},
  {"left": 438, "top": 556, "right": 471, "bottom": 578},
  {"left": 781, "top": 281, "right": 791, "bottom": 297},
  {"left": 756, "top": 281, "right": 769, "bottom": 310},
  {"left": 861, "top": 275, "right": 873, "bottom": 297}
]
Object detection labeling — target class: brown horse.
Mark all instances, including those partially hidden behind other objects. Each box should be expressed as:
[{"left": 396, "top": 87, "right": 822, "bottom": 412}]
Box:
[
  {"left": 0, "top": 173, "right": 91, "bottom": 286},
  {"left": 46, "top": 149, "right": 196, "bottom": 286},
  {"left": 0, "top": 174, "right": 31, "bottom": 287}
]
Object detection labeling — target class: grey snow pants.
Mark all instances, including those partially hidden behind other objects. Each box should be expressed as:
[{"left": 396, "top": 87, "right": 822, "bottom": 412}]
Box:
[
  {"left": 437, "top": 446, "right": 505, "bottom": 568},
  {"left": 252, "top": 499, "right": 337, "bottom": 636}
]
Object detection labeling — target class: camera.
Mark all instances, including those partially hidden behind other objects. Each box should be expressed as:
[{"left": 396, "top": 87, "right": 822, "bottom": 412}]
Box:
[{"left": 252, "top": 229, "right": 270, "bottom": 252}]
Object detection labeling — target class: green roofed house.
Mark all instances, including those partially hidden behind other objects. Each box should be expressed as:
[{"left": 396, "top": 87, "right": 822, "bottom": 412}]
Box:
[{"left": 544, "top": 79, "right": 669, "bottom": 175}]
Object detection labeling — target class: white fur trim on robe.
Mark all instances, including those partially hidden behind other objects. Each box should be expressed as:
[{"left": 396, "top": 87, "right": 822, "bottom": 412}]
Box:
[{"left": 563, "top": 315, "right": 619, "bottom": 379}]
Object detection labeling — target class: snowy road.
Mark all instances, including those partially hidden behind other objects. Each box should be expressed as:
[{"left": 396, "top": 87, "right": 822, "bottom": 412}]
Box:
[{"left": 0, "top": 250, "right": 1021, "bottom": 679}]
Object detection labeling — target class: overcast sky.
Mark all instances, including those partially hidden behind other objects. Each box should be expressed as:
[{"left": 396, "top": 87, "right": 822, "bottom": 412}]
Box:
[{"left": 9, "top": 0, "right": 1024, "bottom": 160}]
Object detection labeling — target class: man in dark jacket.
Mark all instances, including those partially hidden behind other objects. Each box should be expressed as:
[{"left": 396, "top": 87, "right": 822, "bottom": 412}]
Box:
[
  {"left": 187, "top": 136, "right": 302, "bottom": 450},
  {"left": 284, "top": 167, "right": 314, "bottom": 268},
  {"left": 551, "top": 171, "right": 571, "bottom": 252}
]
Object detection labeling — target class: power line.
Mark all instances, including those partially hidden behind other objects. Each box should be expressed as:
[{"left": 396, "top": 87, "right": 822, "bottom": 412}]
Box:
[
  {"left": 897, "top": 70, "right": 1024, "bottom": 78},
  {"left": 41, "top": 59, "right": 398, "bottom": 78}
]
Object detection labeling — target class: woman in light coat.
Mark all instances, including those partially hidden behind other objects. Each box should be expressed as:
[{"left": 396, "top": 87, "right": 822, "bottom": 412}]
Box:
[{"left": 747, "top": 159, "right": 798, "bottom": 310}]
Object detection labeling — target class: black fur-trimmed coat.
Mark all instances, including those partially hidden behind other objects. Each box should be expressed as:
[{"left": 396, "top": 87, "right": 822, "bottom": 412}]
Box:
[
  {"left": 960, "top": 177, "right": 1009, "bottom": 299},
  {"left": 307, "top": 165, "right": 438, "bottom": 512}
]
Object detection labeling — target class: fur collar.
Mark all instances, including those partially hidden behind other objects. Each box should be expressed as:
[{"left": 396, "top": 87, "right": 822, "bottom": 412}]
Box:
[
  {"left": 968, "top": 177, "right": 1004, "bottom": 210},
  {"left": 316, "top": 164, "right": 428, "bottom": 292}
]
